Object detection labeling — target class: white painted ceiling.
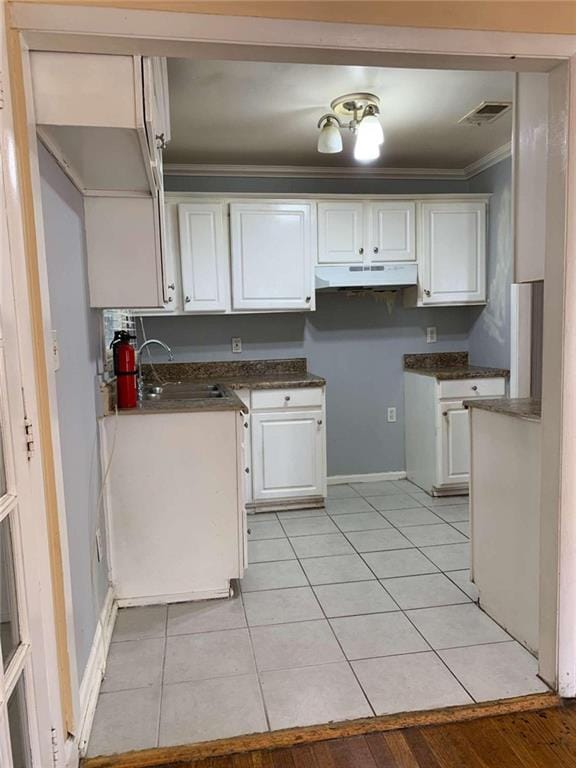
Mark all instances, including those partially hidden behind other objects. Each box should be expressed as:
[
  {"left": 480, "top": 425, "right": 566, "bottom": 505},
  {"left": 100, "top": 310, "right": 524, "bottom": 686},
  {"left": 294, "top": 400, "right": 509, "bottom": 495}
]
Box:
[{"left": 165, "top": 59, "right": 514, "bottom": 170}]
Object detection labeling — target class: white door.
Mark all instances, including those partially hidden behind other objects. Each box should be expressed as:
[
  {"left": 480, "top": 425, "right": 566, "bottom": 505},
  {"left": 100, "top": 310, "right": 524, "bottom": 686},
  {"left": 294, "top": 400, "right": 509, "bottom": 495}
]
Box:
[
  {"left": 317, "top": 201, "right": 364, "bottom": 264},
  {"left": 252, "top": 410, "right": 324, "bottom": 500},
  {"left": 368, "top": 201, "right": 416, "bottom": 262},
  {"left": 420, "top": 202, "right": 486, "bottom": 304},
  {"left": 178, "top": 203, "right": 230, "bottom": 313},
  {"left": 439, "top": 400, "right": 470, "bottom": 487},
  {"left": 230, "top": 202, "right": 314, "bottom": 311},
  {"left": 0, "top": 120, "right": 53, "bottom": 765}
]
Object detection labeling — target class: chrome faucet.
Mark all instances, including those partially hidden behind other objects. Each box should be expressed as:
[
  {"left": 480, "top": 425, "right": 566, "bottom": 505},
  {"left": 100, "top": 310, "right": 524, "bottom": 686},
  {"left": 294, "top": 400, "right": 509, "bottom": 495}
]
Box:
[{"left": 137, "top": 339, "right": 174, "bottom": 399}]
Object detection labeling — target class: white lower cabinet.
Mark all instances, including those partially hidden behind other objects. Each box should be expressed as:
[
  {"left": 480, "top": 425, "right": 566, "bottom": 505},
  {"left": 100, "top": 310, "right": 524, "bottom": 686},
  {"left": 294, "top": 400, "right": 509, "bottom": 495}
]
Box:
[
  {"left": 244, "top": 386, "right": 326, "bottom": 510},
  {"left": 404, "top": 372, "right": 506, "bottom": 495},
  {"left": 439, "top": 400, "right": 471, "bottom": 487},
  {"left": 102, "top": 409, "right": 246, "bottom": 603},
  {"left": 252, "top": 410, "right": 325, "bottom": 501}
]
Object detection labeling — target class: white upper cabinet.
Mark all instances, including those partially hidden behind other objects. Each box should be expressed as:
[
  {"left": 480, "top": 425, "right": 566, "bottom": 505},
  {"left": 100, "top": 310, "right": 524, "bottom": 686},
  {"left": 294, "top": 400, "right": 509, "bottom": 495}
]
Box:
[
  {"left": 30, "top": 52, "right": 169, "bottom": 196},
  {"left": 230, "top": 202, "right": 315, "bottom": 311},
  {"left": 85, "top": 195, "right": 165, "bottom": 308},
  {"left": 317, "top": 202, "right": 364, "bottom": 264},
  {"left": 317, "top": 200, "right": 416, "bottom": 265},
  {"left": 178, "top": 203, "right": 230, "bottom": 313},
  {"left": 417, "top": 201, "right": 486, "bottom": 305},
  {"left": 368, "top": 201, "right": 416, "bottom": 262}
]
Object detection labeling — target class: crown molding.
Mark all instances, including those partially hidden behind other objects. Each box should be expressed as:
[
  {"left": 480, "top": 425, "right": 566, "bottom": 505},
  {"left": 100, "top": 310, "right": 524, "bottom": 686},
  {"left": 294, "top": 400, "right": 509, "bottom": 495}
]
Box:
[
  {"left": 164, "top": 143, "right": 511, "bottom": 182},
  {"left": 164, "top": 163, "right": 468, "bottom": 180},
  {"left": 463, "top": 142, "right": 512, "bottom": 179}
]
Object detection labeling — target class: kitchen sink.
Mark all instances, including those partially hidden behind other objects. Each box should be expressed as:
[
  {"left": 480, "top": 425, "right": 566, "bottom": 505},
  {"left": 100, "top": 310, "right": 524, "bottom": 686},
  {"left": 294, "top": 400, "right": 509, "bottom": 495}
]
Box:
[{"left": 142, "top": 382, "right": 226, "bottom": 401}]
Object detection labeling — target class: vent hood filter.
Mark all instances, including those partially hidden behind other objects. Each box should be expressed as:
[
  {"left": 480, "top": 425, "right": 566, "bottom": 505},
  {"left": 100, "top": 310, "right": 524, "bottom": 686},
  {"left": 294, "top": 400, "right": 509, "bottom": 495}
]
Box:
[{"left": 315, "top": 263, "right": 417, "bottom": 290}]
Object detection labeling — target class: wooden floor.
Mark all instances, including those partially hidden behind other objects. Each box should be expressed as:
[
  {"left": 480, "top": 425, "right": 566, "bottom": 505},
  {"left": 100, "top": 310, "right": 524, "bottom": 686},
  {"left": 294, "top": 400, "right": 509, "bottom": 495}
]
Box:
[{"left": 134, "top": 704, "right": 576, "bottom": 768}]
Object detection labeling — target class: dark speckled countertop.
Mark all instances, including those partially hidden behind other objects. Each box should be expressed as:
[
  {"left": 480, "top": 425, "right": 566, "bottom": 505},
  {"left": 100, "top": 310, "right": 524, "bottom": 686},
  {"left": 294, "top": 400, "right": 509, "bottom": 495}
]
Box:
[
  {"left": 108, "top": 359, "right": 325, "bottom": 415},
  {"left": 404, "top": 352, "right": 509, "bottom": 381},
  {"left": 464, "top": 398, "right": 541, "bottom": 422},
  {"left": 141, "top": 358, "right": 326, "bottom": 391}
]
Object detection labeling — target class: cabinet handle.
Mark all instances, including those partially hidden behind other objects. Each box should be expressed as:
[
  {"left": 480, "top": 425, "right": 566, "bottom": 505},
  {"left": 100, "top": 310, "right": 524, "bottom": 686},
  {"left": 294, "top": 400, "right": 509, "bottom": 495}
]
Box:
[
  {"left": 373, "top": 246, "right": 379, "bottom": 254},
  {"left": 185, "top": 296, "right": 191, "bottom": 303},
  {"left": 305, "top": 296, "right": 311, "bottom": 303},
  {"left": 167, "top": 283, "right": 175, "bottom": 290},
  {"left": 167, "top": 296, "right": 173, "bottom": 303},
  {"left": 244, "top": 422, "right": 249, "bottom": 429},
  {"left": 284, "top": 395, "right": 291, "bottom": 402},
  {"left": 424, "top": 289, "right": 431, "bottom": 297},
  {"left": 471, "top": 385, "right": 478, "bottom": 391},
  {"left": 247, "top": 528, "right": 251, "bottom": 535},
  {"left": 359, "top": 247, "right": 364, "bottom": 255},
  {"left": 442, "top": 411, "right": 448, "bottom": 417},
  {"left": 155, "top": 132, "right": 167, "bottom": 150},
  {"left": 317, "top": 419, "right": 323, "bottom": 426},
  {"left": 245, "top": 467, "right": 250, "bottom": 474}
]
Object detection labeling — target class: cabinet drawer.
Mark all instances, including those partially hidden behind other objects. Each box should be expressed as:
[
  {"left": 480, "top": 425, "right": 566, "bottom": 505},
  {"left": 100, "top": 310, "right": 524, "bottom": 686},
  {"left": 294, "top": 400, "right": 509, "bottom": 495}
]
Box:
[
  {"left": 251, "top": 387, "right": 324, "bottom": 410},
  {"left": 438, "top": 378, "right": 506, "bottom": 400}
]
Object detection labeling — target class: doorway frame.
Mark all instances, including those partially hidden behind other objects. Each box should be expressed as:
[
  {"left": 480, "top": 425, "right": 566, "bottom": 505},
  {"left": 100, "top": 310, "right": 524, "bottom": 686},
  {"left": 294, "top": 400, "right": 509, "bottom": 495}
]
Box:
[{"left": 4, "top": 2, "right": 576, "bottom": 760}]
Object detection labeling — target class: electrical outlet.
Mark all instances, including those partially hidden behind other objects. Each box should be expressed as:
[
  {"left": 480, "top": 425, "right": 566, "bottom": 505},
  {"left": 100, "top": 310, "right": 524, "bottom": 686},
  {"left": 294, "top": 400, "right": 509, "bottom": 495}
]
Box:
[
  {"left": 387, "top": 407, "right": 397, "bottom": 423},
  {"left": 231, "top": 337, "right": 242, "bottom": 353},
  {"left": 95, "top": 528, "right": 103, "bottom": 563},
  {"left": 426, "top": 326, "right": 437, "bottom": 343}
]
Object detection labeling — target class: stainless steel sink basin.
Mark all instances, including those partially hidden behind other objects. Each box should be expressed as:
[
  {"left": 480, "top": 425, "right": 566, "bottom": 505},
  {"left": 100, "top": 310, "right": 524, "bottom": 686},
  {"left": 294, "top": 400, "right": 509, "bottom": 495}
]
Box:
[{"left": 143, "top": 382, "right": 226, "bottom": 401}]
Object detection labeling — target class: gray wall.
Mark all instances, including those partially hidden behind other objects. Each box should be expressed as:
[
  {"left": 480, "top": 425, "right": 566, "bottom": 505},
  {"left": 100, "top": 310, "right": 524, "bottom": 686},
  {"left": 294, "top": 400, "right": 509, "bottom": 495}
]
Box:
[
  {"left": 468, "top": 157, "right": 513, "bottom": 369},
  {"left": 39, "top": 143, "right": 110, "bottom": 680},
  {"left": 141, "top": 297, "right": 478, "bottom": 477}
]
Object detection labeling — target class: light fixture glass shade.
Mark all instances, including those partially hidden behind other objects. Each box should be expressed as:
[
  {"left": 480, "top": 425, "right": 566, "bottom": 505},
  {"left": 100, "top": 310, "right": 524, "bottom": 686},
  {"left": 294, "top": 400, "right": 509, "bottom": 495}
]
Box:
[
  {"left": 317, "top": 120, "right": 343, "bottom": 153},
  {"left": 360, "top": 113, "right": 385, "bottom": 145},
  {"left": 354, "top": 130, "right": 380, "bottom": 162}
]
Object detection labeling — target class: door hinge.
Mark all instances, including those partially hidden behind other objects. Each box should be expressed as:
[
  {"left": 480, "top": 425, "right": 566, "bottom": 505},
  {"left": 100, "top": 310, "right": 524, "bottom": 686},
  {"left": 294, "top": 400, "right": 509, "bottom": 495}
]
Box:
[
  {"left": 24, "top": 416, "right": 35, "bottom": 460},
  {"left": 51, "top": 727, "right": 59, "bottom": 768}
]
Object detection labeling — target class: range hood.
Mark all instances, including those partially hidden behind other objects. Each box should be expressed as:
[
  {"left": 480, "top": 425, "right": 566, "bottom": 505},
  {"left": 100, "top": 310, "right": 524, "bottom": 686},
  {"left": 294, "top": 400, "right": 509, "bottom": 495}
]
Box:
[{"left": 315, "top": 263, "right": 418, "bottom": 290}]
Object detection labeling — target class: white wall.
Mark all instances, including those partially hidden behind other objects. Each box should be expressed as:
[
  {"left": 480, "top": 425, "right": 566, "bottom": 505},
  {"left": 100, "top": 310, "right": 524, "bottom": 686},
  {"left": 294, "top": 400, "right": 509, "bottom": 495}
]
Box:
[{"left": 39, "top": 143, "right": 109, "bottom": 679}]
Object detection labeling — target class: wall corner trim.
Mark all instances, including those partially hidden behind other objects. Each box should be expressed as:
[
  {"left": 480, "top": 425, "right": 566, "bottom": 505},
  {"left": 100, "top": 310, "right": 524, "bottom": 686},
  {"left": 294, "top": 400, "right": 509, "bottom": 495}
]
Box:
[
  {"left": 77, "top": 587, "right": 117, "bottom": 757},
  {"left": 328, "top": 471, "right": 407, "bottom": 485}
]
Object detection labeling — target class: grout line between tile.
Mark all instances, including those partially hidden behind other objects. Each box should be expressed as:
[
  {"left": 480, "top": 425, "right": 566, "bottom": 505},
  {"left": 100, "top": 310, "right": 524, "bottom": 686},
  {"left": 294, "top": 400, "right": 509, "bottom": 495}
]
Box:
[{"left": 155, "top": 606, "right": 169, "bottom": 748}]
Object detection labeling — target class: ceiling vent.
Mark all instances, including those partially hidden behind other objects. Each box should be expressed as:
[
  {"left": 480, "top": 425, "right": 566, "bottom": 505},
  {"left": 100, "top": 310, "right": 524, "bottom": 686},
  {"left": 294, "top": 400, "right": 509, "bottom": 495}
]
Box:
[{"left": 458, "top": 101, "right": 512, "bottom": 126}]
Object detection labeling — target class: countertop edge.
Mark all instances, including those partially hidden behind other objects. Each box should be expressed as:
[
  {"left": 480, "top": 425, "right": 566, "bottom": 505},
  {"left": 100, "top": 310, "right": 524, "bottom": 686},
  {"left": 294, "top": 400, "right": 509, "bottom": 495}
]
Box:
[{"left": 464, "top": 397, "right": 541, "bottom": 422}]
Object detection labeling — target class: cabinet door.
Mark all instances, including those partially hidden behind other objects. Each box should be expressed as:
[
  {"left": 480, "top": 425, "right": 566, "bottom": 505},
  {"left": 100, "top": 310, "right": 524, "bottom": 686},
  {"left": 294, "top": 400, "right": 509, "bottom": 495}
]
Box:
[
  {"left": 439, "top": 400, "right": 470, "bottom": 487},
  {"left": 230, "top": 203, "right": 314, "bottom": 311},
  {"left": 85, "top": 195, "right": 164, "bottom": 308},
  {"left": 178, "top": 203, "right": 230, "bottom": 313},
  {"left": 252, "top": 410, "right": 324, "bottom": 500},
  {"left": 368, "top": 201, "right": 416, "bottom": 262},
  {"left": 420, "top": 202, "right": 486, "bottom": 304},
  {"left": 317, "top": 202, "right": 364, "bottom": 264}
]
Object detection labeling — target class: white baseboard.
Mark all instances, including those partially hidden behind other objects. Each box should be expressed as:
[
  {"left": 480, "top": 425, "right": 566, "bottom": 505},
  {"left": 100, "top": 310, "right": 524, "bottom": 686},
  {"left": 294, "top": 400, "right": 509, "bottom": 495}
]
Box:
[
  {"left": 328, "top": 471, "right": 407, "bottom": 485},
  {"left": 78, "top": 587, "right": 117, "bottom": 756}
]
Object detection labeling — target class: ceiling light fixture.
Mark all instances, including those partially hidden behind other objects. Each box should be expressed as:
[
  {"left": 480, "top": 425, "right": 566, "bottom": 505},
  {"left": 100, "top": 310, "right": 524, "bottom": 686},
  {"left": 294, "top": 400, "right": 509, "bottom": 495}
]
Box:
[{"left": 317, "top": 92, "right": 384, "bottom": 163}]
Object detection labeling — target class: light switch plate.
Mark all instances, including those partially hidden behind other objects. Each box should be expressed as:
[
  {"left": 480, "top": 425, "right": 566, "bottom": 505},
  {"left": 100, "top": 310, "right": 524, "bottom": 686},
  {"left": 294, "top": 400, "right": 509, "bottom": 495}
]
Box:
[
  {"left": 231, "top": 337, "right": 242, "bottom": 353},
  {"left": 426, "top": 326, "right": 437, "bottom": 343},
  {"left": 387, "top": 407, "right": 397, "bottom": 423}
]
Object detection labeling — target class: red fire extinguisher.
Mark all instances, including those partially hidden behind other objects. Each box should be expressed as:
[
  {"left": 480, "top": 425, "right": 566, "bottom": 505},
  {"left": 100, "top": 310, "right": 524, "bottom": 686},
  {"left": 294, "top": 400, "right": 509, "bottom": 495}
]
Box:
[{"left": 110, "top": 331, "right": 138, "bottom": 409}]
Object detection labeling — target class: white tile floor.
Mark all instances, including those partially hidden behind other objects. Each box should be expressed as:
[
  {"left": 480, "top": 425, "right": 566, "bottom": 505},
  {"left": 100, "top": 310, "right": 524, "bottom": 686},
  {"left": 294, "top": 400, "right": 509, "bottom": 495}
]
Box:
[{"left": 87, "top": 479, "right": 548, "bottom": 757}]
